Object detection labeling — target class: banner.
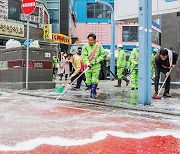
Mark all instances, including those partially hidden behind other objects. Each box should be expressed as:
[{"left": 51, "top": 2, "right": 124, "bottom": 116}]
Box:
[{"left": 51, "top": 33, "right": 72, "bottom": 45}]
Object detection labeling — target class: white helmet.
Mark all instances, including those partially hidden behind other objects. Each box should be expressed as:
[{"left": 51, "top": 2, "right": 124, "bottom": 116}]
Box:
[
  {"left": 117, "top": 44, "right": 123, "bottom": 48},
  {"left": 136, "top": 42, "right": 139, "bottom": 47}
]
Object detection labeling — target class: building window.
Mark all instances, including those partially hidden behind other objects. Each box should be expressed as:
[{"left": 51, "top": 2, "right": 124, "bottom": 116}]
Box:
[
  {"left": 122, "top": 26, "right": 138, "bottom": 42},
  {"left": 152, "top": 29, "right": 161, "bottom": 46},
  {"left": 87, "top": 3, "right": 114, "bottom": 18},
  {"left": 49, "top": 9, "right": 59, "bottom": 23},
  {"left": 8, "top": 0, "right": 21, "bottom": 21}
]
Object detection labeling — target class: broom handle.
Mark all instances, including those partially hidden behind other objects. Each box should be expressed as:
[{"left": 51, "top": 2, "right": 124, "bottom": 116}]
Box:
[
  {"left": 56, "top": 67, "right": 89, "bottom": 99},
  {"left": 126, "top": 64, "right": 138, "bottom": 78},
  {"left": 157, "top": 67, "right": 173, "bottom": 96}
]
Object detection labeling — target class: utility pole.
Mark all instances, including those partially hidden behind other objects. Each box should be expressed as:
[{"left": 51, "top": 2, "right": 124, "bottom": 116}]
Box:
[{"left": 138, "top": 0, "right": 152, "bottom": 105}]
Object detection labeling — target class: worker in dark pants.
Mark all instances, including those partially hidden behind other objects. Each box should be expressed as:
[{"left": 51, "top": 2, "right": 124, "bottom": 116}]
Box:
[
  {"left": 72, "top": 48, "right": 87, "bottom": 89},
  {"left": 67, "top": 49, "right": 87, "bottom": 90},
  {"left": 154, "top": 48, "right": 178, "bottom": 97}
]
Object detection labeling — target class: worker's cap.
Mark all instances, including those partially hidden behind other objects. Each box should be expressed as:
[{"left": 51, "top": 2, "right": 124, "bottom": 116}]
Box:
[{"left": 117, "top": 44, "right": 123, "bottom": 48}]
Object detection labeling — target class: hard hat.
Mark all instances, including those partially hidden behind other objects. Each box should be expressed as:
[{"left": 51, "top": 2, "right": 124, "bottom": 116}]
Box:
[
  {"left": 136, "top": 42, "right": 139, "bottom": 47},
  {"left": 117, "top": 44, "right": 123, "bottom": 48}
]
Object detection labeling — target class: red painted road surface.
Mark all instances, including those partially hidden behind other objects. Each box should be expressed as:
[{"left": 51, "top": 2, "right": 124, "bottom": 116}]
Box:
[{"left": 0, "top": 92, "right": 180, "bottom": 154}]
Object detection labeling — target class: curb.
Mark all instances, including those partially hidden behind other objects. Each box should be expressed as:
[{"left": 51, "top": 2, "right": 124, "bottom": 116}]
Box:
[{"left": 3, "top": 90, "right": 179, "bottom": 117}]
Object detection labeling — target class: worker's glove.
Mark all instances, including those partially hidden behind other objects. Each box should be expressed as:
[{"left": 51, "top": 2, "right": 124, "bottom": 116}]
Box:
[
  {"left": 135, "top": 57, "right": 138, "bottom": 61},
  {"left": 69, "top": 74, "right": 74, "bottom": 80},
  {"left": 87, "top": 65, "right": 92, "bottom": 69},
  {"left": 170, "top": 64, "right": 175, "bottom": 68},
  {"left": 151, "top": 76, "right": 155, "bottom": 81},
  {"left": 165, "top": 72, "right": 170, "bottom": 77}
]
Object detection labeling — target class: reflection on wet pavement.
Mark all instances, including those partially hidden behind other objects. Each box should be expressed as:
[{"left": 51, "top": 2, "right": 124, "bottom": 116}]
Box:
[{"left": 74, "top": 90, "right": 138, "bottom": 107}]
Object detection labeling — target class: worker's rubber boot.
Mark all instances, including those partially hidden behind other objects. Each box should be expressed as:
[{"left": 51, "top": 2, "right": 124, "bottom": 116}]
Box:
[
  {"left": 153, "top": 91, "right": 158, "bottom": 97},
  {"left": 114, "top": 79, "right": 121, "bottom": 87},
  {"left": 90, "top": 84, "right": 97, "bottom": 98},
  {"left": 123, "top": 78, "right": 130, "bottom": 86},
  {"left": 94, "top": 84, "right": 98, "bottom": 96},
  {"left": 163, "top": 93, "right": 171, "bottom": 97},
  {"left": 90, "top": 84, "right": 93, "bottom": 98}
]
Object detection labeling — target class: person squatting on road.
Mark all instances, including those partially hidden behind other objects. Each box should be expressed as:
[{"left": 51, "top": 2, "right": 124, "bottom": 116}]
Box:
[
  {"left": 153, "top": 48, "right": 178, "bottom": 97},
  {"left": 114, "top": 44, "right": 130, "bottom": 87},
  {"left": 128, "top": 43, "right": 139, "bottom": 90},
  {"left": 76, "top": 47, "right": 87, "bottom": 89},
  {"left": 82, "top": 33, "right": 105, "bottom": 99},
  {"left": 67, "top": 53, "right": 85, "bottom": 89}
]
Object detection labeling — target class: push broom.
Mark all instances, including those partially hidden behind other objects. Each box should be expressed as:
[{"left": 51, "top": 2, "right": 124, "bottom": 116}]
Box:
[
  {"left": 153, "top": 67, "right": 173, "bottom": 99},
  {"left": 55, "top": 67, "right": 89, "bottom": 100}
]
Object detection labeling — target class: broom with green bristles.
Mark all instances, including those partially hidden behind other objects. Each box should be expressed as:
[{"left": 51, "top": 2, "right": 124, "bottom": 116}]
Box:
[{"left": 55, "top": 67, "right": 89, "bottom": 100}]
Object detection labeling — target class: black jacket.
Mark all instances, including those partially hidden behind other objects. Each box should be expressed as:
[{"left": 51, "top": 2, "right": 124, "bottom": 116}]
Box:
[{"left": 155, "top": 53, "right": 170, "bottom": 74}]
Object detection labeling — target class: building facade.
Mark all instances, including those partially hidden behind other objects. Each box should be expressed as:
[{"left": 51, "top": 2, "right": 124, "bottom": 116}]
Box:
[
  {"left": 46, "top": 0, "right": 76, "bottom": 51},
  {"left": 75, "top": 0, "right": 161, "bottom": 51},
  {"left": 46, "top": 0, "right": 76, "bottom": 35}
]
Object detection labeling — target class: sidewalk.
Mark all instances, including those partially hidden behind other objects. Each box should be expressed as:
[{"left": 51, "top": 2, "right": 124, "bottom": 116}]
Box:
[{"left": 2, "top": 79, "right": 180, "bottom": 116}]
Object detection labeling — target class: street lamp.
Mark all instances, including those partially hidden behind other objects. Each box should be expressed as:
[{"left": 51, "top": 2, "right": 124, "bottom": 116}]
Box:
[{"left": 95, "top": 0, "right": 115, "bottom": 80}]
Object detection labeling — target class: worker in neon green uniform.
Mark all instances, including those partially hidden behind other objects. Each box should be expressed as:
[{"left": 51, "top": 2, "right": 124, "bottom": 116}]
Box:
[
  {"left": 151, "top": 48, "right": 158, "bottom": 80},
  {"left": 52, "top": 56, "right": 58, "bottom": 80},
  {"left": 115, "top": 44, "right": 130, "bottom": 87},
  {"left": 129, "top": 43, "right": 139, "bottom": 90},
  {"left": 82, "top": 33, "right": 105, "bottom": 98}
]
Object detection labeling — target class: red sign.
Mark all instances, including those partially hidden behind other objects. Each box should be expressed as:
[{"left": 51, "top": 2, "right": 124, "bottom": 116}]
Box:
[{"left": 21, "top": 0, "right": 36, "bottom": 15}]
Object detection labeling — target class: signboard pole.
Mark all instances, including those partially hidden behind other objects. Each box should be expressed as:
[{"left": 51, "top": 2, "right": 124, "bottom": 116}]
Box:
[
  {"left": 26, "top": 15, "right": 30, "bottom": 90},
  {"left": 22, "top": 0, "right": 36, "bottom": 90}
]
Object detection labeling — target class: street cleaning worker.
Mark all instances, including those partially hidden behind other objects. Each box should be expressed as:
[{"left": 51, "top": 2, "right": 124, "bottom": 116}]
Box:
[
  {"left": 67, "top": 53, "right": 85, "bottom": 89},
  {"left": 82, "top": 33, "right": 105, "bottom": 98},
  {"left": 52, "top": 55, "right": 59, "bottom": 80},
  {"left": 128, "top": 43, "right": 139, "bottom": 90},
  {"left": 154, "top": 48, "right": 178, "bottom": 97},
  {"left": 114, "top": 44, "right": 130, "bottom": 87},
  {"left": 151, "top": 48, "right": 159, "bottom": 80}
]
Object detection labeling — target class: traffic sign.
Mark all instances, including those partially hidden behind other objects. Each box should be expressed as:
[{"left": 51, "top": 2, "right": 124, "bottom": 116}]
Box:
[{"left": 21, "top": 0, "right": 36, "bottom": 15}]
